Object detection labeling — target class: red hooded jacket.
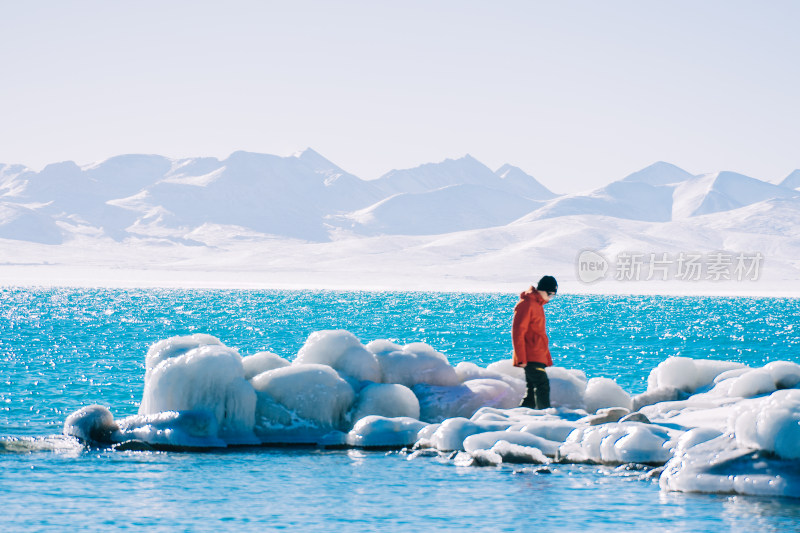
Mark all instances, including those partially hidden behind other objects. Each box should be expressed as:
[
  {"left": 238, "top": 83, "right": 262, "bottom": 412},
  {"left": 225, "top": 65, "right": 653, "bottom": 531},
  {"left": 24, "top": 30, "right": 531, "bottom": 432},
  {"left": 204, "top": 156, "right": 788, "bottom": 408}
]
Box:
[{"left": 512, "top": 288, "right": 552, "bottom": 367}]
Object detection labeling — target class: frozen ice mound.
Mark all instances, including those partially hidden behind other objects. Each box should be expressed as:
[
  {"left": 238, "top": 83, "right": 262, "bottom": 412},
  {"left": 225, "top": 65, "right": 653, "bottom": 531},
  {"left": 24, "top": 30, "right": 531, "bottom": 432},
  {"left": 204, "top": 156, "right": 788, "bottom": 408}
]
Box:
[
  {"left": 62, "top": 333, "right": 800, "bottom": 498},
  {"left": 730, "top": 389, "right": 800, "bottom": 459},
  {"left": 346, "top": 416, "right": 427, "bottom": 448},
  {"left": 369, "top": 340, "right": 460, "bottom": 387},
  {"left": 251, "top": 363, "right": 355, "bottom": 441},
  {"left": 349, "top": 383, "right": 420, "bottom": 422},
  {"left": 487, "top": 440, "right": 549, "bottom": 465},
  {"left": 117, "top": 410, "right": 227, "bottom": 448},
  {"left": 559, "top": 422, "right": 675, "bottom": 464},
  {"left": 546, "top": 367, "right": 588, "bottom": 410},
  {"left": 414, "top": 378, "right": 520, "bottom": 422},
  {"left": 144, "top": 333, "right": 223, "bottom": 380},
  {"left": 139, "top": 338, "right": 257, "bottom": 444},
  {"left": 464, "top": 430, "right": 561, "bottom": 457},
  {"left": 455, "top": 361, "right": 526, "bottom": 397},
  {"left": 296, "top": 330, "right": 381, "bottom": 383},
  {"left": 583, "top": 377, "right": 633, "bottom": 413},
  {"left": 64, "top": 405, "right": 119, "bottom": 444},
  {"left": 647, "top": 356, "right": 745, "bottom": 394},
  {"left": 660, "top": 433, "right": 800, "bottom": 498},
  {"left": 242, "top": 351, "right": 289, "bottom": 380},
  {"left": 421, "top": 415, "right": 515, "bottom": 452}
]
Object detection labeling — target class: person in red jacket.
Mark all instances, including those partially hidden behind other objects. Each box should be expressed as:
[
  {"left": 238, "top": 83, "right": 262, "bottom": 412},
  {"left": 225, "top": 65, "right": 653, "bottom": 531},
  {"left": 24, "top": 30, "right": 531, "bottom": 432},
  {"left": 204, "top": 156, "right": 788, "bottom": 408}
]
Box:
[{"left": 512, "top": 275, "right": 558, "bottom": 409}]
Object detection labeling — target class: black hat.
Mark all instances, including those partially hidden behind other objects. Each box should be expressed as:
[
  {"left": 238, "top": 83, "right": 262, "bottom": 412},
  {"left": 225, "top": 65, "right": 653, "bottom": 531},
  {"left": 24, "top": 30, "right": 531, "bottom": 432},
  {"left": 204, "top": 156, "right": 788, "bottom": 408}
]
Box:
[{"left": 536, "top": 275, "right": 558, "bottom": 293}]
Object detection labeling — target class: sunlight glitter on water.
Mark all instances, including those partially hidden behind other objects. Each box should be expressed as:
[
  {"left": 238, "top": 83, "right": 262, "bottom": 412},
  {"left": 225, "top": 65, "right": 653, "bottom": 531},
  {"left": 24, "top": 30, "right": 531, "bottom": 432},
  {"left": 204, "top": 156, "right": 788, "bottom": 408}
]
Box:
[{"left": 2, "top": 288, "right": 800, "bottom": 531}]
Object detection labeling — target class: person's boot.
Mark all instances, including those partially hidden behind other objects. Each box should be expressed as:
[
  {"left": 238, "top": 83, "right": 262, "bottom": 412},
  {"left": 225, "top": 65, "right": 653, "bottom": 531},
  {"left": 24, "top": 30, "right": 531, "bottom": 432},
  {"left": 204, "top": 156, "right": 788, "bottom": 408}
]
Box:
[{"left": 519, "top": 392, "right": 537, "bottom": 409}]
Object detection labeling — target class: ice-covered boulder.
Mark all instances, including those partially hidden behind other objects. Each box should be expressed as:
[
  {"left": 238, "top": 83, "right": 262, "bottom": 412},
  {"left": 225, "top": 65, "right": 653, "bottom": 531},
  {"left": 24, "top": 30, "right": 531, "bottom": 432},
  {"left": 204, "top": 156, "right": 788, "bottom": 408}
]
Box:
[
  {"left": 414, "top": 379, "right": 519, "bottom": 422},
  {"left": 346, "top": 416, "right": 427, "bottom": 448},
  {"left": 708, "top": 361, "right": 800, "bottom": 399},
  {"left": 660, "top": 434, "right": 800, "bottom": 498},
  {"left": 619, "top": 411, "right": 651, "bottom": 424},
  {"left": 295, "top": 330, "right": 381, "bottom": 383},
  {"left": 139, "top": 343, "right": 257, "bottom": 444},
  {"left": 349, "top": 383, "right": 420, "bottom": 423},
  {"left": 63, "top": 405, "right": 119, "bottom": 444},
  {"left": 372, "top": 342, "right": 460, "bottom": 387},
  {"left": 116, "top": 410, "right": 226, "bottom": 448},
  {"left": 728, "top": 369, "right": 776, "bottom": 398},
  {"left": 730, "top": 389, "right": 800, "bottom": 459},
  {"left": 559, "top": 422, "right": 674, "bottom": 465},
  {"left": 486, "top": 359, "right": 524, "bottom": 380},
  {"left": 242, "top": 351, "right": 290, "bottom": 380},
  {"left": 647, "top": 357, "right": 745, "bottom": 394},
  {"left": 583, "top": 377, "right": 632, "bottom": 413},
  {"left": 144, "top": 334, "right": 223, "bottom": 380},
  {"left": 485, "top": 441, "right": 549, "bottom": 464},
  {"left": 580, "top": 407, "right": 630, "bottom": 426},
  {"left": 463, "top": 430, "right": 561, "bottom": 457},
  {"left": 251, "top": 364, "right": 355, "bottom": 431},
  {"left": 511, "top": 417, "right": 580, "bottom": 443},
  {"left": 674, "top": 427, "right": 723, "bottom": 453},
  {"left": 470, "top": 406, "right": 518, "bottom": 425},
  {"left": 632, "top": 387, "right": 688, "bottom": 410},
  {"left": 365, "top": 339, "right": 403, "bottom": 354},
  {"left": 765, "top": 361, "right": 800, "bottom": 389},
  {"left": 547, "top": 367, "right": 587, "bottom": 409},
  {"left": 424, "top": 417, "right": 490, "bottom": 451},
  {"left": 455, "top": 361, "right": 526, "bottom": 397}
]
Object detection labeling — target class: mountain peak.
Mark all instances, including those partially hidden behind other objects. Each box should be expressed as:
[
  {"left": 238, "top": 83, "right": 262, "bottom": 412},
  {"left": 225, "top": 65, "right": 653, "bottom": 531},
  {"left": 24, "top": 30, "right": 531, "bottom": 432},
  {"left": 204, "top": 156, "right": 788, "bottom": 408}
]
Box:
[
  {"left": 373, "top": 155, "right": 497, "bottom": 195},
  {"left": 292, "top": 147, "right": 340, "bottom": 171},
  {"left": 0, "top": 163, "right": 29, "bottom": 180},
  {"left": 82, "top": 153, "right": 169, "bottom": 171},
  {"left": 622, "top": 161, "right": 694, "bottom": 186},
  {"left": 780, "top": 169, "right": 800, "bottom": 190},
  {"left": 294, "top": 147, "right": 321, "bottom": 157},
  {"left": 293, "top": 147, "right": 323, "bottom": 160},
  {"left": 495, "top": 164, "right": 558, "bottom": 199},
  {"left": 40, "top": 160, "right": 82, "bottom": 175},
  {"left": 431, "top": 154, "right": 485, "bottom": 169},
  {"left": 672, "top": 169, "right": 799, "bottom": 219},
  {"left": 225, "top": 150, "right": 264, "bottom": 162},
  {"left": 495, "top": 163, "right": 520, "bottom": 178}
]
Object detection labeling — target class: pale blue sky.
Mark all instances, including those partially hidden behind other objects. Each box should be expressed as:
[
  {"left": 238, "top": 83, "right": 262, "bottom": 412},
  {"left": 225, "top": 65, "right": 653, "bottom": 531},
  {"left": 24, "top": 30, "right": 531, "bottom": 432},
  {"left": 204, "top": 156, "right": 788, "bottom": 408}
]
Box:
[{"left": 1, "top": 1, "right": 798, "bottom": 192}]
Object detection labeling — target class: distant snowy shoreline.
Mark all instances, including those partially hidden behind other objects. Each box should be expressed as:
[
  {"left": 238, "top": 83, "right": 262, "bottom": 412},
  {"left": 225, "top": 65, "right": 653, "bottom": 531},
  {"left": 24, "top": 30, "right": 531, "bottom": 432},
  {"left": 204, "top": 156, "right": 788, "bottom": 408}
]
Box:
[{"left": 1, "top": 264, "right": 796, "bottom": 298}]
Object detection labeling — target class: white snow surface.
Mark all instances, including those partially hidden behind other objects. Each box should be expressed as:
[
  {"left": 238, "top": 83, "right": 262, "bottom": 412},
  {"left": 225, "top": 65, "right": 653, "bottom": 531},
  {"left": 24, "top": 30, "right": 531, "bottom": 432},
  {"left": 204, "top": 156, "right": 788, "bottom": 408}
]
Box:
[
  {"left": 672, "top": 171, "right": 798, "bottom": 219},
  {"left": 2, "top": 151, "right": 799, "bottom": 296},
  {"left": 64, "top": 331, "right": 800, "bottom": 499}
]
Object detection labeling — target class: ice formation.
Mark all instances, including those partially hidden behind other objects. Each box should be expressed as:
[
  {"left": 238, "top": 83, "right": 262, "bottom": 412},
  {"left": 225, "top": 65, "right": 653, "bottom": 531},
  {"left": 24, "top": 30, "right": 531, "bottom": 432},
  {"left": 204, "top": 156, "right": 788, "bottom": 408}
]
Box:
[
  {"left": 242, "top": 351, "right": 289, "bottom": 380},
  {"left": 64, "top": 332, "right": 800, "bottom": 499},
  {"left": 139, "top": 342, "right": 257, "bottom": 444}
]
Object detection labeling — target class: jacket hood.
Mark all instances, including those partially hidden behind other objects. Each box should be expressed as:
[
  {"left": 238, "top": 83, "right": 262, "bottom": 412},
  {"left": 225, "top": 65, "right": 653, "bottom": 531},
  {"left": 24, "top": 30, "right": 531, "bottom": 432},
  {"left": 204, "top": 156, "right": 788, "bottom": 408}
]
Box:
[{"left": 520, "top": 287, "right": 547, "bottom": 304}]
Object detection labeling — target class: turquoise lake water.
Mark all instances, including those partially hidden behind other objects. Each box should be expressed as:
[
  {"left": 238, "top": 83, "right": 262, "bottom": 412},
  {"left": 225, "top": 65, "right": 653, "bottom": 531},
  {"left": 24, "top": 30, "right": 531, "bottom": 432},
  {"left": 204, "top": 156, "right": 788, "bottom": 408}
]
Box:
[{"left": 2, "top": 288, "right": 800, "bottom": 531}]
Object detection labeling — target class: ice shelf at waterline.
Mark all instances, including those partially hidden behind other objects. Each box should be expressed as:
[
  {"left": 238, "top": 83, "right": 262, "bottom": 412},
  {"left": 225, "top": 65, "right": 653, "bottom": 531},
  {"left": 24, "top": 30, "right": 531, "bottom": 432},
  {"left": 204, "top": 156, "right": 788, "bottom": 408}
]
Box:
[{"left": 64, "top": 331, "right": 800, "bottom": 498}]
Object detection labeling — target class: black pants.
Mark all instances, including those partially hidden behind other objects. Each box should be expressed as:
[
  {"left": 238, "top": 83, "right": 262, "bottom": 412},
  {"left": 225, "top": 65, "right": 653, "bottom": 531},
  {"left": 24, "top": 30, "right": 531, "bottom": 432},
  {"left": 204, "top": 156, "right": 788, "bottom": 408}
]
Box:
[{"left": 520, "top": 363, "right": 551, "bottom": 409}]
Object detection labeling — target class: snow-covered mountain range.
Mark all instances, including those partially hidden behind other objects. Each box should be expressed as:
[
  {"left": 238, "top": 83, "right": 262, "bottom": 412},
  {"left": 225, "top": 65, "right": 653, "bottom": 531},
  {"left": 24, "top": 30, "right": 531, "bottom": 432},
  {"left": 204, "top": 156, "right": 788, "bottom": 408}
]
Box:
[
  {"left": 1, "top": 149, "right": 798, "bottom": 293},
  {"left": 0, "top": 149, "right": 560, "bottom": 243}
]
